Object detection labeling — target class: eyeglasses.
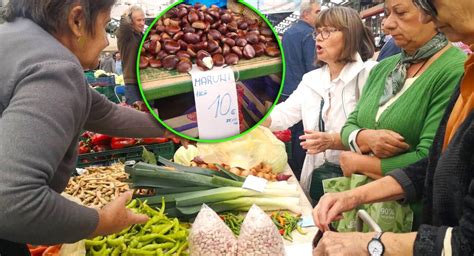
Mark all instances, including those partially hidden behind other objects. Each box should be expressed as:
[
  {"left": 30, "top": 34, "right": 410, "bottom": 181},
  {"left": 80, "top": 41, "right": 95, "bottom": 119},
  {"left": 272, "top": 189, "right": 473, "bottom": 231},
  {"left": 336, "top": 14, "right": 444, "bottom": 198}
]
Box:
[
  {"left": 412, "top": 0, "right": 437, "bottom": 17},
  {"left": 312, "top": 27, "right": 340, "bottom": 40}
]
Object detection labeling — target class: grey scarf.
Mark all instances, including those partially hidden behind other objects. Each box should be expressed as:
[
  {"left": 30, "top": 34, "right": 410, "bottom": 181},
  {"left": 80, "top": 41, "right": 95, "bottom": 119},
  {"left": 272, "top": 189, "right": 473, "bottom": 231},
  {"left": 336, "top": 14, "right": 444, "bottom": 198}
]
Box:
[{"left": 379, "top": 33, "right": 448, "bottom": 106}]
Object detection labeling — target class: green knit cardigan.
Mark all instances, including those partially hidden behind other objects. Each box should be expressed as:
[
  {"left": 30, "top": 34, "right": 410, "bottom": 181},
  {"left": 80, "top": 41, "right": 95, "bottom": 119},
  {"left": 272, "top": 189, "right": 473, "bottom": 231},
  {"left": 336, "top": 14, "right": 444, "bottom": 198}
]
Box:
[{"left": 341, "top": 47, "right": 466, "bottom": 174}]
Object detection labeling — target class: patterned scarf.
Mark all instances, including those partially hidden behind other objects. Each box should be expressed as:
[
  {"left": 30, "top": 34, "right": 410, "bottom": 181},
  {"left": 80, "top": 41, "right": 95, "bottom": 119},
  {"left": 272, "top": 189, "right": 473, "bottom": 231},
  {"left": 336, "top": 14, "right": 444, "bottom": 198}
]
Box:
[{"left": 379, "top": 33, "right": 448, "bottom": 106}]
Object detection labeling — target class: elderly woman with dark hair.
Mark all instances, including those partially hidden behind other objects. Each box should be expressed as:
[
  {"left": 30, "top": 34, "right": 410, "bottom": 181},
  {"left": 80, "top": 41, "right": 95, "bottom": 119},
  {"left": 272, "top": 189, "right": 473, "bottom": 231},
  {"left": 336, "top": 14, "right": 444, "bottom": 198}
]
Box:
[
  {"left": 312, "top": 0, "right": 474, "bottom": 255},
  {"left": 0, "top": 0, "right": 167, "bottom": 254}
]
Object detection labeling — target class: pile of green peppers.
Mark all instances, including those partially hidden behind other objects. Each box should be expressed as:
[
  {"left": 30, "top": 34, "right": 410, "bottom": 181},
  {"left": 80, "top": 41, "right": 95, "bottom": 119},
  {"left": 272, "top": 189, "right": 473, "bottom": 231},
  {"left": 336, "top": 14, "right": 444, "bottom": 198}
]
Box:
[{"left": 85, "top": 199, "right": 190, "bottom": 256}]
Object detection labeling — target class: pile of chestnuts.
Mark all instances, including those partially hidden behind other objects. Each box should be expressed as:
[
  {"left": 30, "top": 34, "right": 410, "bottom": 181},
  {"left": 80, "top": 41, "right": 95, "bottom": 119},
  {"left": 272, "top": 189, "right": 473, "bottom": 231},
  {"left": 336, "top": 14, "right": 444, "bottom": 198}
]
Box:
[{"left": 140, "top": 3, "right": 281, "bottom": 73}]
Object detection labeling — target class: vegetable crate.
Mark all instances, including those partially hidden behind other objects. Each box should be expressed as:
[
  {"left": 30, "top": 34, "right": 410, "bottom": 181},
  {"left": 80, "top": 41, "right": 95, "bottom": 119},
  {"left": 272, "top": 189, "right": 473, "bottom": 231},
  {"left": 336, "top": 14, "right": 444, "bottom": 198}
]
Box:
[
  {"left": 86, "top": 75, "right": 116, "bottom": 87},
  {"left": 77, "top": 141, "right": 175, "bottom": 168}
]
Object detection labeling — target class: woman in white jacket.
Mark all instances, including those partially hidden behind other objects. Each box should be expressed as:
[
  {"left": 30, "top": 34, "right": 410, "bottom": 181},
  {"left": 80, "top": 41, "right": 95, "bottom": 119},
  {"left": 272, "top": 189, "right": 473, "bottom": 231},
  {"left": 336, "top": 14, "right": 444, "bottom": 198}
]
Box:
[{"left": 264, "top": 6, "right": 378, "bottom": 197}]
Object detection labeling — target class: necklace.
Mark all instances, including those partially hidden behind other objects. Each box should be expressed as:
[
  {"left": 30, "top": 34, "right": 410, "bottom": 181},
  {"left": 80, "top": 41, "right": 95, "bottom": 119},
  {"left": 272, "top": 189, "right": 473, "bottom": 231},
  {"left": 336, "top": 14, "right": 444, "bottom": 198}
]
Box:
[{"left": 410, "top": 59, "right": 429, "bottom": 78}]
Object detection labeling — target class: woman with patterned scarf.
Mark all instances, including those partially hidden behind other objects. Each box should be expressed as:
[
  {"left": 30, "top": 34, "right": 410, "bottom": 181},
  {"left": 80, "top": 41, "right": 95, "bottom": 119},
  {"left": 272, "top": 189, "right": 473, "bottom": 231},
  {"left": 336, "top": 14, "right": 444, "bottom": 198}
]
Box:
[{"left": 312, "top": 0, "right": 474, "bottom": 255}]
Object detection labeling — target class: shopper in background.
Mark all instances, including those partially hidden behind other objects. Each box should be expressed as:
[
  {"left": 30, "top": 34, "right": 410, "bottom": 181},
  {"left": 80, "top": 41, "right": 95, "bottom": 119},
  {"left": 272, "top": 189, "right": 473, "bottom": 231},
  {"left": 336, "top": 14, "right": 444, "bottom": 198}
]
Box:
[
  {"left": 114, "top": 52, "right": 123, "bottom": 75},
  {"left": 312, "top": 0, "right": 474, "bottom": 255},
  {"left": 377, "top": 17, "right": 401, "bottom": 61},
  {"left": 116, "top": 5, "right": 145, "bottom": 105},
  {"left": 264, "top": 6, "right": 376, "bottom": 197},
  {"left": 280, "top": 1, "right": 321, "bottom": 180},
  {"left": 99, "top": 52, "right": 116, "bottom": 73},
  {"left": 0, "top": 0, "right": 168, "bottom": 255}
]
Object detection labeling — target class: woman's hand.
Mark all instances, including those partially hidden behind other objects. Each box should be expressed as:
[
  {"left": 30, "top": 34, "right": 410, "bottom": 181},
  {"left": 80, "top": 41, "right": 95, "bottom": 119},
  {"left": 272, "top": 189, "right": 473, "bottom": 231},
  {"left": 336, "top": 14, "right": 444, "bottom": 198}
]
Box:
[
  {"left": 313, "top": 191, "right": 360, "bottom": 232},
  {"left": 300, "top": 130, "right": 335, "bottom": 154},
  {"left": 359, "top": 129, "right": 409, "bottom": 158},
  {"left": 90, "top": 191, "right": 149, "bottom": 238},
  {"left": 313, "top": 231, "right": 372, "bottom": 256},
  {"left": 339, "top": 151, "right": 360, "bottom": 176}
]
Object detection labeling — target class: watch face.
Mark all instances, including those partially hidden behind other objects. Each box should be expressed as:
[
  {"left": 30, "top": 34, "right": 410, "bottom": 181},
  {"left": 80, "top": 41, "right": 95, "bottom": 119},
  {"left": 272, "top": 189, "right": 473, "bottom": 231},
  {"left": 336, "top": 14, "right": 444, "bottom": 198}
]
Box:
[{"left": 368, "top": 240, "right": 383, "bottom": 256}]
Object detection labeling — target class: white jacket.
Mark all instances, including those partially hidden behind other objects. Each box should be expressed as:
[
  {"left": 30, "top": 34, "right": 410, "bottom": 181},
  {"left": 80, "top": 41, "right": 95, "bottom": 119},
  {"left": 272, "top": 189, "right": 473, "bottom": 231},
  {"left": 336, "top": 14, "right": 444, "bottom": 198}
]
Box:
[{"left": 270, "top": 53, "right": 377, "bottom": 196}]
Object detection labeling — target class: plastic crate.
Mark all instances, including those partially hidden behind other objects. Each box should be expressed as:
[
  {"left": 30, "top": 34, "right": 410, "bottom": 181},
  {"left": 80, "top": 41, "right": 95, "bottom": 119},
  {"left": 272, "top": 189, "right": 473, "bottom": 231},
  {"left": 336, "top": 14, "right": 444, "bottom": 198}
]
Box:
[{"left": 77, "top": 141, "right": 175, "bottom": 168}]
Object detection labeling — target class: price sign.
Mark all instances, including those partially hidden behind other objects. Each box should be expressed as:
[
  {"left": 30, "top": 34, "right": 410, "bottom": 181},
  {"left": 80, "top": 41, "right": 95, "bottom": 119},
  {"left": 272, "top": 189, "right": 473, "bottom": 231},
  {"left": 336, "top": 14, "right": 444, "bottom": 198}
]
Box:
[{"left": 190, "top": 66, "right": 240, "bottom": 140}]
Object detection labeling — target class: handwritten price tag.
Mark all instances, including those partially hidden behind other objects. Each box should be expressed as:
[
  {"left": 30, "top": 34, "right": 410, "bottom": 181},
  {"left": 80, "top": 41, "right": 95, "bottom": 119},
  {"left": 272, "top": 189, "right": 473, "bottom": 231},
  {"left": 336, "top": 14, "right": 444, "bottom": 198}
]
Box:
[{"left": 190, "top": 66, "right": 240, "bottom": 140}]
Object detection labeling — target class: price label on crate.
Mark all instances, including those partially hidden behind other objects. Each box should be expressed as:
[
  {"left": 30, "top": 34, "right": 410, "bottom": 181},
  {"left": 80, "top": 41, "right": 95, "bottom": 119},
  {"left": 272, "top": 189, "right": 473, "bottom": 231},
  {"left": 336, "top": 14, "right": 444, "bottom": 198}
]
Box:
[{"left": 190, "top": 66, "right": 240, "bottom": 140}]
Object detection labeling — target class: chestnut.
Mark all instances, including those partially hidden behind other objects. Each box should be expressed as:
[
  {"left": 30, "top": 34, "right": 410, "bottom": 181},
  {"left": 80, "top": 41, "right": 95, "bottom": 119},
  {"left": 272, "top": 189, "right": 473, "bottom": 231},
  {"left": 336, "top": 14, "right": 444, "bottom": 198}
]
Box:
[
  {"left": 165, "top": 25, "right": 181, "bottom": 35},
  {"left": 183, "top": 32, "right": 200, "bottom": 44},
  {"left": 222, "top": 38, "right": 236, "bottom": 47},
  {"left": 236, "top": 38, "right": 247, "bottom": 47},
  {"left": 218, "top": 24, "right": 227, "bottom": 34},
  {"left": 212, "top": 54, "right": 225, "bottom": 66},
  {"left": 260, "top": 27, "right": 273, "bottom": 36},
  {"left": 197, "top": 49, "right": 211, "bottom": 60},
  {"left": 149, "top": 58, "right": 162, "bottom": 68},
  {"left": 188, "top": 11, "right": 199, "bottom": 23},
  {"left": 211, "top": 46, "right": 223, "bottom": 55},
  {"left": 227, "top": 21, "right": 238, "bottom": 32},
  {"left": 253, "top": 44, "right": 265, "bottom": 57},
  {"left": 194, "top": 40, "right": 208, "bottom": 51},
  {"left": 162, "top": 55, "right": 180, "bottom": 70},
  {"left": 187, "top": 46, "right": 197, "bottom": 58},
  {"left": 172, "top": 31, "right": 184, "bottom": 41},
  {"left": 222, "top": 43, "right": 231, "bottom": 55},
  {"left": 150, "top": 40, "right": 161, "bottom": 54},
  {"left": 204, "top": 14, "right": 214, "bottom": 23},
  {"left": 207, "top": 39, "right": 220, "bottom": 52},
  {"left": 232, "top": 46, "right": 243, "bottom": 57},
  {"left": 225, "top": 53, "right": 239, "bottom": 65},
  {"left": 192, "top": 21, "right": 207, "bottom": 30},
  {"left": 243, "top": 44, "right": 255, "bottom": 59},
  {"left": 238, "top": 22, "right": 248, "bottom": 30},
  {"left": 221, "top": 13, "right": 232, "bottom": 23},
  {"left": 177, "top": 59, "right": 192, "bottom": 73},
  {"left": 150, "top": 34, "right": 161, "bottom": 41},
  {"left": 245, "top": 32, "right": 259, "bottom": 45},
  {"left": 157, "top": 50, "right": 168, "bottom": 60},
  {"left": 164, "top": 40, "right": 181, "bottom": 54},
  {"left": 178, "top": 39, "right": 188, "bottom": 50},
  {"left": 178, "top": 7, "right": 188, "bottom": 18},
  {"left": 139, "top": 56, "right": 149, "bottom": 69},
  {"left": 208, "top": 10, "right": 220, "bottom": 19},
  {"left": 183, "top": 26, "right": 196, "bottom": 33},
  {"left": 265, "top": 47, "right": 281, "bottom": 57},
  {"left": 208, "top": 29, "right": 222, "bottom": 40},
  {"left": 177, "top": 50, "right": 191, "bottom": 59},
  {"left": 226, "top": 32, "right": 238, "bottom": 40}
]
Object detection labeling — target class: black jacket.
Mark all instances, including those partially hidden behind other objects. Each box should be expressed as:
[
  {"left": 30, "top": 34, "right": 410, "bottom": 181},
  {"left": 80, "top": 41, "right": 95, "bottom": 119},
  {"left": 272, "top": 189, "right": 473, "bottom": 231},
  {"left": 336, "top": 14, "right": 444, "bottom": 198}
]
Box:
[{"left": 389, "top": 84, "right": 474, "bottom": 255}]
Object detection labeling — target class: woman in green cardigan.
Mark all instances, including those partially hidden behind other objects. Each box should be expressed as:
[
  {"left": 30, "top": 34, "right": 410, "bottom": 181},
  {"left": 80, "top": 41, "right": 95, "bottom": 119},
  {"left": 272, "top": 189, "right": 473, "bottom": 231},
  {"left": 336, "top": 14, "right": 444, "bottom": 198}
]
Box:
[{"left": 336, "top": 4, "right": 466, "bottom": 180}]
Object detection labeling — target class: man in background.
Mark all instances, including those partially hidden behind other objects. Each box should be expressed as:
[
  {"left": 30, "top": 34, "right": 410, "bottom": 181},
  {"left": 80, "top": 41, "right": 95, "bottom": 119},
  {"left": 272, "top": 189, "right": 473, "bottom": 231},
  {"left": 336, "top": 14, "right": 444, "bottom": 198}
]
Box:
[
  {"left": 117, "top": 6, "right": 145, "bottom": 105},
  {"left": 280, "top": 1, "right": 320, "bottom": 179},
  {"left": 114, "top": 52, "right": 123, "bottom": 75},
  {"left": 99, "top": 52, "right": 116, "bottom": 73}
]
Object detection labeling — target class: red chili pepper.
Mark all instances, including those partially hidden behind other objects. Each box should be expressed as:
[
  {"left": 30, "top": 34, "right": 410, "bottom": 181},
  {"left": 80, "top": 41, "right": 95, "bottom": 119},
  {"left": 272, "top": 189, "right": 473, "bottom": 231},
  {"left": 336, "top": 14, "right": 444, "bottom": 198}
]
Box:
[
  {"left": 78, "top": 145, "right": 90, "bottom": 154},
  {"left": 93, "top": 144, "right": 110, "bottom": 152},
  {"left": 170, "top": 137, "right": 180, "bottom": 144},
  {"left": 28, "top": 245, "right": 48, "bottom": 256},
  {"left": 81, "top": 131, "right": 94, "bottom": 139},
  {"left": 110, "top": 137, "right": 137, "bottom": 149},
  {"left": 273, "top": 130, "right": 292, "bottom": 142},
  {"left": 141, "top": 137, "right": 169, "bottom": 144},
  {"left": 279, "top": 229, "right": 285, "bottom": 235},
  {"left": 91, "top": 133, "right": 112, "bottom": 146}
]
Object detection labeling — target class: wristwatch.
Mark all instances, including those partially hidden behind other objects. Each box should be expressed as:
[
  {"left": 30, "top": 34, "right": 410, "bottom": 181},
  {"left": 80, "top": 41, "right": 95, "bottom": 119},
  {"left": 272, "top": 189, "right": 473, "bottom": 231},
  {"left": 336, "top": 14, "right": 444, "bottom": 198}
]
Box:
[{"left": 367, "top": 232, "right": 385, "bottom": 256}]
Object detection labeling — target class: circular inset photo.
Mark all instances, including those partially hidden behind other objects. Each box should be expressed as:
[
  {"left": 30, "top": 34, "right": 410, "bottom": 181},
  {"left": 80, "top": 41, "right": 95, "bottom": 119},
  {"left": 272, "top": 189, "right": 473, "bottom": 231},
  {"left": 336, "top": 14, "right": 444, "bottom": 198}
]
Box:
[{"left": 137, "top": 0, "right": 284, "bottom": 142}]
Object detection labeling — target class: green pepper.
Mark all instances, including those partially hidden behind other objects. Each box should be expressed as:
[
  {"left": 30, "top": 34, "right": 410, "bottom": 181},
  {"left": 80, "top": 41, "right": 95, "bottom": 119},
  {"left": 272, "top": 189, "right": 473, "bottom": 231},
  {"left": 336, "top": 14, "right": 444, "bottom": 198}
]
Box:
[
  {"left": 176, "top": 241, "right": 189, "bottom": 255},
  {"left": 164, "top": 241, "right": 180, "bottom": 255},
  {"left": 156, "top": 248, "right": 164, "bottom": 256},
  {"left": 126, "top": 199, "right": 137, "bottom": 209},
  {"left": 168, "top": 230, "right": 187, "bottom": 240},
  {"left": 141, "top": 242, "right": 174, "bottom": 250},
  {"left": 139, "top": 234, "right": 175, "bottom": 243},
  {"left": 127, "top": 248, "right": 156, "bottom": 255},
  {"left": 85, "top": 237, "right": 107, "bottom": 247},
  {"left": 90, "top": 243, "right": 110, "bottom": 256},
  {"left": 156, "top": 223, "right": 174, "bottom": 236},
  {"left": 111, "top": 247, "right": 122, "bottom": 256}
]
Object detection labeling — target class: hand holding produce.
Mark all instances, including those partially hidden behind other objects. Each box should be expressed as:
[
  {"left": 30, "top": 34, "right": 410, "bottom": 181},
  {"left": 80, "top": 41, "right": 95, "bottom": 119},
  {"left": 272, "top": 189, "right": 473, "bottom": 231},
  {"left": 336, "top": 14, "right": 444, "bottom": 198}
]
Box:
[{"left": 89, "top": 191, "right": 149, "bottom": 238}]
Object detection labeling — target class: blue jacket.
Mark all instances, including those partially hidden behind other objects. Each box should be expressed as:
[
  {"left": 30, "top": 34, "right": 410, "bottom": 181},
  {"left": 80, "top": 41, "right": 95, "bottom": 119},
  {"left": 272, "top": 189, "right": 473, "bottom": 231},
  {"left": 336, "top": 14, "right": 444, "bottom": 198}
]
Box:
[
  {"left": 377, "top": 37, "right": 401, "bottom": 61},
  {"left": 281, "top": 20, "right": 317, "bottom": 96}
]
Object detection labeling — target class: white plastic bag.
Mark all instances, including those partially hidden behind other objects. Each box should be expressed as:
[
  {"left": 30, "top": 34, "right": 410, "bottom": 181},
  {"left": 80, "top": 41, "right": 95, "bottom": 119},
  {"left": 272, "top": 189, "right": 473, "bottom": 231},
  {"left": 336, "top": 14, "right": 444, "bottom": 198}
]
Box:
[
  {"left": 189, "top": 204, "right": 238, "bottom": 256},
  {"left": 237, "top": 205, "right": 286, "bottom": 256}
]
